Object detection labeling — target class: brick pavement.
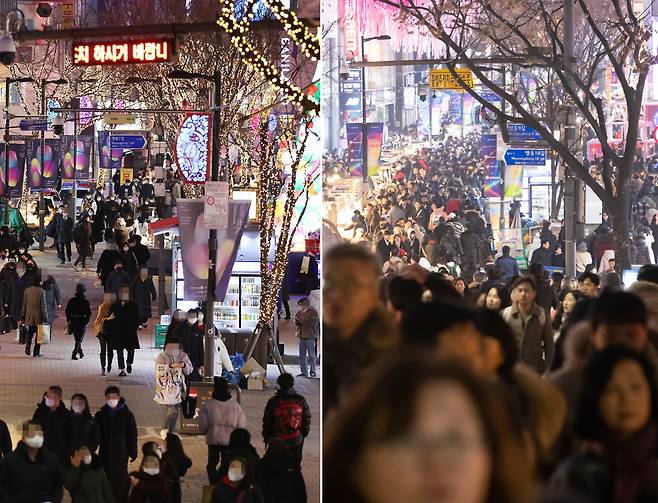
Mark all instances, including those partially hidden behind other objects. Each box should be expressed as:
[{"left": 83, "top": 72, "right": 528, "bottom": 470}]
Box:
[{"left": 0, "top": 242, "right": 320, "bottom": 502}]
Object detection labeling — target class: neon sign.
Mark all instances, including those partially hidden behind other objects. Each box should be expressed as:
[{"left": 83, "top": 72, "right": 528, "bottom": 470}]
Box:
[{"left": 72, "top": 39, "right": 172, "bottom": 66}]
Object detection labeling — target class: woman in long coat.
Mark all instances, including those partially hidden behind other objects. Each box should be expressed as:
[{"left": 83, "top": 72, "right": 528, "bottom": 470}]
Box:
[
  {"left": 110, "top": 286, "right": 140, "bottom": 376},
  {"left": 42, "top": 275, "right": 61, "bottom": 329},
  {"left": 131, "top": 270, "right": 156, "bottom": 329}
]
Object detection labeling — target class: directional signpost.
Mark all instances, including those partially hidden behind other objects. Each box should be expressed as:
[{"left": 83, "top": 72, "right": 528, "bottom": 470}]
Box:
[
  {"left": 508, "top": 123, "right": 544, "bottom": 143},
  {"left": 19, "top": 118, "right": 48, "bottom": 131},
  {"left": 109, "top": 134, "right": 147, "bottom": 149},
  {"left": 504, "top": 148, "right": 547, "bottom": 166}
]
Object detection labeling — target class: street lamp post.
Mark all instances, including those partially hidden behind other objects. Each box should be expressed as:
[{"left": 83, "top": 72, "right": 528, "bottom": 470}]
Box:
[
  {"left": 4, "top": 77, "right": 34, "bottom": 225},
  {"left": 360, "top": 35, "right": 390, "bottom": 183},
  {"left": 168, "top": 69, "right": 222, "bottom": 382},
  {"left": 39, "top": 78, "right": 67, "bottom": 251}
]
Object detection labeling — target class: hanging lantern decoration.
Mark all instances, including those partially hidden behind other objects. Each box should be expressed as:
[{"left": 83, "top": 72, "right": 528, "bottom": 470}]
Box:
[{"left": 175, "top": 113, "right": 211, "bottom": 184}]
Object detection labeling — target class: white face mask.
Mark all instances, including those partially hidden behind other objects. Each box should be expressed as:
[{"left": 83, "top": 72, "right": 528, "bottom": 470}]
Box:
[
  {"left": 83, "top": 454, "right": 92, "bottom": 465},
  {"left": 106, "top": 399, "right": 119, "bottom": 409},
  {"left": 228, "top": 468, "right": 244, "bottom": 483},
  {"left": 187, "top": 318, "right": 197, "bottom": 325},
  {"left": 25, "top": 434, "right": 43, "bottom": 449},
  {"left": 45, "top": 397, "right": 56, "bottom": 408},
  {"left": 72, "top": 404, "right": 85, "bottom": 414},
  {"left": 143, "top": 467, "right": 159, "bottom": 476}
]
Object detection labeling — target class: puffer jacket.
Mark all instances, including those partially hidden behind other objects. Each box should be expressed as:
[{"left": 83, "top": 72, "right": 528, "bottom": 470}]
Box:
[{"left": 198, "top": 397, "right": 247, "bottom": 446}]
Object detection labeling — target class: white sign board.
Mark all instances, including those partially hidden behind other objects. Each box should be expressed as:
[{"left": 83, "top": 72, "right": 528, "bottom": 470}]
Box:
[
  {"left": 204, "top": 181, "right": 229, "bottom": 229},
  {"left": 585, "top": 185, "right": 603, "bottom": 224}
]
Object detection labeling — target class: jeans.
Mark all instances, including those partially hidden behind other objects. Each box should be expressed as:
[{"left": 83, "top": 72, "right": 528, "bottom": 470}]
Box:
[
  {"left": 98, "top": 335, "right": 113, "bottom": 370},
  {"left": 25, "top": 325, "right": 39, "bottom": 356},
  {"left": 72, "top": 328, "right": 85, "bottom": 356},
  {"left": 299, "top": 338, "right": 317, "bottom": 376},
  {"left": 163, "top": 404, "right": 180, "bottom": 433},
  {"left": 116, "top": 348, "right": 135, "bottom": 369},
  {"left": 57, "top": 241, "right": 71, "bottom": 262},
  {"left": 206, "top": 445, "right": 228, "bottom": 485}
]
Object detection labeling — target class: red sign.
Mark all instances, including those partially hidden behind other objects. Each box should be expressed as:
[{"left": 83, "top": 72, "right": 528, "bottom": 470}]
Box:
[{"left": 72, "top": 39, "right": 172, "bottom": 66}]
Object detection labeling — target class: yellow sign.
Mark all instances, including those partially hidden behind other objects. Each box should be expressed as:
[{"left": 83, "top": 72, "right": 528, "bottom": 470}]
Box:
[
  {"left": 120, "top": 168, "right": 134, "bottom": 184},
  {"left": 104, "top": 113, "right": 136, "bottom": 125},
  {"left": 429, "top": 68, "right": 474, "bottom": 90},
  {"left": 61, "top": 1, "right": 75, "bottom": 29}
]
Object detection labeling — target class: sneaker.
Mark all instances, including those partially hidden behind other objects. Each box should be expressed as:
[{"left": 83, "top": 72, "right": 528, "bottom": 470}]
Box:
[
  {"left": 72, "top": 354, "right": 78, "bottom": 360},
  {"left": 310, "top": 371, "right": 316, "bottom": 378},
  {"left": 79, "top": 351, "right": 84, "bottom": 359},
  {"left": 119, "top": 370, "right": 127, "bottom": 376},
  {"left": 24, "top": 346, "right": 30, "bottom": 356},
  {"left": 127, "top": 364, "right": 132, "bottom": 374}
]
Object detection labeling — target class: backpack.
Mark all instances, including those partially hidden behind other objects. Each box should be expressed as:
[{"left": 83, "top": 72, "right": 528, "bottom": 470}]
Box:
[{"left": 272, "top": 397, "right": 303, "bottom": 441}]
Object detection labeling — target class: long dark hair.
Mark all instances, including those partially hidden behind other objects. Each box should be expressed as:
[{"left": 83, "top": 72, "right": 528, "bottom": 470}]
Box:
[
  {"left": 552, "top": 290, "right": 583, "bottom": 331},
  {"left": 323, "top": 353, "right": 534, "bottom": 503}
]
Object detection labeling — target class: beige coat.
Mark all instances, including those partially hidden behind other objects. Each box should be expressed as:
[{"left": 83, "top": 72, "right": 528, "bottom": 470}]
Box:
[{"left": 22, "top": 286, "right": 47, "bottom": 326}]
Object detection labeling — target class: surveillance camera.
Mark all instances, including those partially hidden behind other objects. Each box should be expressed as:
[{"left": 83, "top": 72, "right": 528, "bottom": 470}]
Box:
[
  {"left": 419, "top": 87, "right": 427, "bottom": 102},
  {"left": 339, "top": 63, "right": 349, "bottom": 81},
  {"left": 36, "top": 2, "right": 53, "bottom": 18},
  {"left": 0, "top": 33, "right": 16, "bottom": 66},
  {"left": 52, "top": 115, "right": 64, "bottom": 135}
]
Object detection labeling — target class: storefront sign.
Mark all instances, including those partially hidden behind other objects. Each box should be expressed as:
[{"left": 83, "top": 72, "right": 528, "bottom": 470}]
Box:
[
  {"left": 429, "top": 69, "right": 474, "bottom": 90},
  {"left": 339, "top": 69, "right": 362, "bottom": 112},
  {"left": 341, "top": 0, "right": 360, "bottom": 58},
  {"left": 204, "top": 181, "right": 229, "bottom": 229},
  {"left": 72, "top": 39, "right": 172, "bottom": 66}
]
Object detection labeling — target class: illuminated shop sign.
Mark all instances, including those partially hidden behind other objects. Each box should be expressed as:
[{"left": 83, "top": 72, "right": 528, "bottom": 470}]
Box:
[{"left": 72, "top": 39, "right": 172, "bottom": 66}]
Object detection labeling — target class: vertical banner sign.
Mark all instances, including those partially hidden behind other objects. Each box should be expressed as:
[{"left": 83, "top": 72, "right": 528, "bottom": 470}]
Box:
[
  {"left": 175, "top": 113, "right": 211, "bottom": 184},
  {"left": 97, "top": 131, "right": 122, "bottom": 169},
  {"left": 204, "top": 181, "right": 229, "bottom": 229},
  {"left": 481, "top": 134, "right": 502, "bottom": 197},
  {"left": 0, "top": 144, "right": 26, "bottom": 198},
  {"left": 340, "top": 0, "right": 359, "bottom": 58},
  {"left": 178, "top": 199, "right": 252, "bottom": 302},
  {"left": 25, "top": 139, "right": 61, "bottom": 190},
  {"left": 504, "top": 166, "right": 524, "bottom": 199},
  {"left": 61, "top": 136, "right": 92, "bottom": 179},
  {"left": 346, "top": 122, "right": 363, "bottom": 177},
  {"left": 366, "top": 122, "right": 384, "bottom": 177}
]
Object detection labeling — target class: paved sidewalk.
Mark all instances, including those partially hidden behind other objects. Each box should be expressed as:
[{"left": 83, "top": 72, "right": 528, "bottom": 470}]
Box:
[{"left": 0, "top": 242, "right": 319, "bottom": 502}]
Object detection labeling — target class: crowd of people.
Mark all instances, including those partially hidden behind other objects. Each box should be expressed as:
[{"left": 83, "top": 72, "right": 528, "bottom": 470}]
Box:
[{"left": 323, "top": 134, "right": 658, "bottom": 503}]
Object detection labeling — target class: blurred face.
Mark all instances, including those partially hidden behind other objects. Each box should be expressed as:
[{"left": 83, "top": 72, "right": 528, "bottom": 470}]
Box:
[
  {"left": 485, "top": 289, "right": 501, "bottom": 310},
  {"left": 324, "top": 258, "right": 379, "bottom": 337},
  {"left": 436, "top": 322, "right": 483, "bottom": 373},
  {"left": 579, "top": 278, "right": 598, "bottom": 297},
  {"left": 513, "top": 283, "right": 535, "bottom": 308},
  {"left": 356, "top": 381, "right": 492, "bottom": 503},
  {"left": 599, "top": 360, "right": 651, "bottom": 440},
  {"left": 591, "top": 323, "right": 647, "bottom": 352},
  {"left": 46, "top": 390, "right": 61, "bottom": 409},
  {"left": 562, "top": 292, "right": 578, "bottom": 314},
  {"left": 481, "top": 337, "right": 504, "bottom": 378}
]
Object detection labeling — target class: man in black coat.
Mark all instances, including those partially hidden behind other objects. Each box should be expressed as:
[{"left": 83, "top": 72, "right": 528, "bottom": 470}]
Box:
[
  {"left": 32, "top": 385, "right": 70, "bottom": 468},
  {"left": 530, "top": 239, "right": 553, "bottom": 267},
  {"left": 97, "top": 242, "right": 122, "bottom": 288},
  {"left": 131, "top": 268, "right": 156, "bottom": 328},
  {"left": 173, "top": 310, "right": 205, "bottom": 381},
  {"left": 0, "top": 421, "right": 64, "bottom": 502},
  {"left": 95, "top": 386, "right": 137, "bottom": 494},
  {"left": 375, "top": 230, "right": 394, "bottom": 266},
  {"left": 129, "top": 235, "right": 151, "bottom": 266},
  {"left": 56, "top": 207, "right": 74, "bottom": 264},
  {"left": 105, "top": 260, "right": 131, "bottom": 294},
  {"left": 111, "top": 286, "right": 140, "bottom": 376},
  {"left": 262, "top": 374, "right": 311, "bottom": 468}
]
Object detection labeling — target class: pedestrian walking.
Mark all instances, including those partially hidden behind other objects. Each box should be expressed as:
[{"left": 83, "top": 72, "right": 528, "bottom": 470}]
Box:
[
  {"left": 211, "top": 455, "right": 264, "bottom": 503},
  {"left": 131, "top": 267, "right": 156, "bottom": 329},
  {"left": 262, "top": 374, "right": 311, "bottom": 467},
  {"left": 111, "top": 286, "right": 140, "bottom": 376},
  {"left": 95, "top": 292, "right": 116, "bottom": 376},
  {"left": 154, "top": 342, "right": 192, "bottom": 437},
  {"left": 56, "top": 207, "right": 74, "bottom": 264},
  {"left": 97, "top": 242, "right": 122, "bottom": 288},
  {"left": 162, "top": 433, "right": 192, "bottom": 503},
  {"left": 66, "top": 283, "right": 91, "bottom": 360},
  {"left": 294, "top": 297, "right": 319, "bottom": 378},
  {"left": 105, "top": 260, "right": 131, "bottom": 294},
  {"left": 0, "top": 421, "right": 64, "bottom": 502},
  {"left": 116, "top": 453, "right": 170, "bottom": 502},
  {"left": 198, "top": 377, "right": 247, "bottom": 484},
  {"left": 42, "top": 274, "right": 62, "bottom": 333},
  {"left": 67, "top": 394, "right": 100, "bottom": 455},
  {"left": 32, "top": 385, "right": 71, "bottom": 468},
  {"left": 260, "top": 438, "right": 307, "bottom": 503},
  {"left": 72, "top": 214, "right": 92, "bottom": 271},
  {"left": 95, "top": 386, "right": 138, "bottom": 494},
  {"left": 22, "top": 274, "right": 47, "bottom": 358},
  {"left": 129, "top": 236, "right": 150, "bottom": 267},
  {"left": 65, "top": 445, "right": 113, "bottom": 503}
]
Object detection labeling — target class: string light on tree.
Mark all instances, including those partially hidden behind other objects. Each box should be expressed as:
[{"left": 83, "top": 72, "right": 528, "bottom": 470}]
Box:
[{"left": 261, "top": 0, "right": 319, "bottom": 61}]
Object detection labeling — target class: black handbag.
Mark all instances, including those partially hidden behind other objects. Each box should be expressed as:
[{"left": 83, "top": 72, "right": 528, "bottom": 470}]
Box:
[
  {"left": 101, "top": 318, "right": 114, "bottom": 339},
  {"left": 181, "top": 395, "right": 197, "bottom": 419}
]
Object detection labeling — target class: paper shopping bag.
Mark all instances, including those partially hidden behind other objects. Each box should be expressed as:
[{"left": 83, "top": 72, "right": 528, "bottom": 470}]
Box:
[{"left": 39, "top": 324, "right": 51, "bottom": 344}]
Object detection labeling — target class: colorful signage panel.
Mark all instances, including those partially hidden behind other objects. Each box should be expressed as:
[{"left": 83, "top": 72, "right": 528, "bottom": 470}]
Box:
[
  {"left": 72, "top": 39, "right": 172, "bottom": 66},
  {"left": 0, "top": 144, "right": 25, "bottom": 198},
  {"left": 25, "top": 139, "right": 61, "bottom": 190}
]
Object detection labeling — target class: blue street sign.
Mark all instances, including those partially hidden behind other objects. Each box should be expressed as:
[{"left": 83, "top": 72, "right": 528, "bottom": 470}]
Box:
[
  {"left": 508, "top": 123, "right": 543, "bottom": 143},
  {"left": 19, "top": 118, "right": 48, "bottom": 131},
  {"left": 109, "top": 134, "right": 147, "bottom": 149},
  {"left": 504, "top": 148, "right": 547, "bottom": 166}
]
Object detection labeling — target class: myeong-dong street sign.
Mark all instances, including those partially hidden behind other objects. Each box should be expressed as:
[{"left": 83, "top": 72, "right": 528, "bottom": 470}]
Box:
[
  {"left": 109, "top": 134, "right": 147, "bottom": 150},
  {"left": 19, "top": 118, "right": 48, "bottom": 131},
  {"left": 504, "top": 148, "right": 547, "bottom": 166},
  {"left": 508, "top": 123, "right": 544, "bottom": 143}
]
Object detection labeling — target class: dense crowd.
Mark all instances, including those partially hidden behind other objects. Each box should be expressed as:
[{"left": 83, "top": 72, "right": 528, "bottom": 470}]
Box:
[{"left": 323, "top": 134, "right": 658, "bottom": 503}]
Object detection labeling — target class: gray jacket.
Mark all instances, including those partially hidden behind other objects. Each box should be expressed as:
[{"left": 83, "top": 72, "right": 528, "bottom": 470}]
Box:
[
  {"left": 502, "top": 302, "right": 554, "bottom": 374},
  {"left": 198, "top": 397, "right": 247, "bottom": 447}
]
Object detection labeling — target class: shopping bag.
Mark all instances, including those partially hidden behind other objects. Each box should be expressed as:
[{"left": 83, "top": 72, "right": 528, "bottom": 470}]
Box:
[
  {"left": 201, "top": 485, "right": 215, "bottom": 503},
  {"left": 181, "top": 395, "right": 197, "bottom": 419},
  {"left": 38, "top": 324, "right": 51, "bottom": 345}
]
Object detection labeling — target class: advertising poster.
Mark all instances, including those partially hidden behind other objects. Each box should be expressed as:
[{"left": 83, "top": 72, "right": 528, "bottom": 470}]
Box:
[
  {"left": 178, "top": 199, "right": 251, "bottom": 302},
  {"left": 366, "top": 122, "right": 384, "bottom": 177},
  {"left": 504, "top": 165, "right": 524, "bottom": 199},
  {"left": 346, "top": 122, "right": 363, "bottom": 177},
  {"left": 25, "top": 139, "right": 61, "bottom": 190},
  {"left": 0, "top": 144, "right": 25, "bottom": 198},
  {"left": 61, "top": 136, "right": 93, "bottom": 179},
  {"left": 97, "top": 131, "right": 122, "bottom": 169}
]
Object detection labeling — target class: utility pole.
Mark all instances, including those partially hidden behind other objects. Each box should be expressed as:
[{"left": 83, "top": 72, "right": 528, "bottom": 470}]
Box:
[
  {"left": 3, "top": 77, "right": 9, "bottom": 226},
  {"left": 361, "top": 35, "right": 368, "bottom": 183},
  {"left": 562, "top": 0, "right": 577, "bottom": 278}
]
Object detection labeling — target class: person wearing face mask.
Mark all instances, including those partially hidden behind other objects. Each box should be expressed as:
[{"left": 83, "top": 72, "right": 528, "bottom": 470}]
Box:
[
  {"left": 67, "top": 394, "right": 100, "bottom": 455},
  {"left": 1, "top": 258, "right": 19, "bottom": 332},
  {"left": 97, "top": 243, "right": 123, "bottom": 289},
  {"left": 22, "top": 273, "right": 48, "bottom": 357},
  {"left": 105, "top": 260, "right": 131, "bottom": 294},
  {"left": 141, "top": 440, "right": 185, "bottom": 502},
  {"left": 116, "top": 453, "right": 169, "bottom": 502},
  {"left": 0, "top": 420, "right": 64, "bottom": 502},
  {"left": 120, "top": 243, "right": 139, "bottom": 279},
  {"left": 95, "top": 386, "right": 137, "bottom": 494},
  {"left": 154, "top": 342, "right": 193, "bottom": 437},
  {"left": 131, "top": 267, "right": 156, "bottom": 330},
  {"left": 66, "top": 283, "right": 92, "bottom": 360},
  {"left": 72, "top": 214, "right": 92, "bottom": 272},
  {"left": 111, "top": 286, "right": 140, "bottom": 376},
  {"left": 130, "top": 235, "right": 150, "bottom": 267},
  {"left": 171, "top": 309, "right": 205, "bottom": 380},
  {"left": 65, "top": 444, "right": 113, "bottom": 503},
  {"left": 42, "top": 274, "right": 62, "bottom": 335},
  {"left": 91, "top": 196, "right": 106, "bottom": 256},
  {"left": 32, "top": 385, "right": 71, "bottom": 467},
  {"left": 211, "top": 456, "right": 264, "bottom": 503},
  {"left": 55, "top": 206, "right": 74, "bottom": 264}
]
